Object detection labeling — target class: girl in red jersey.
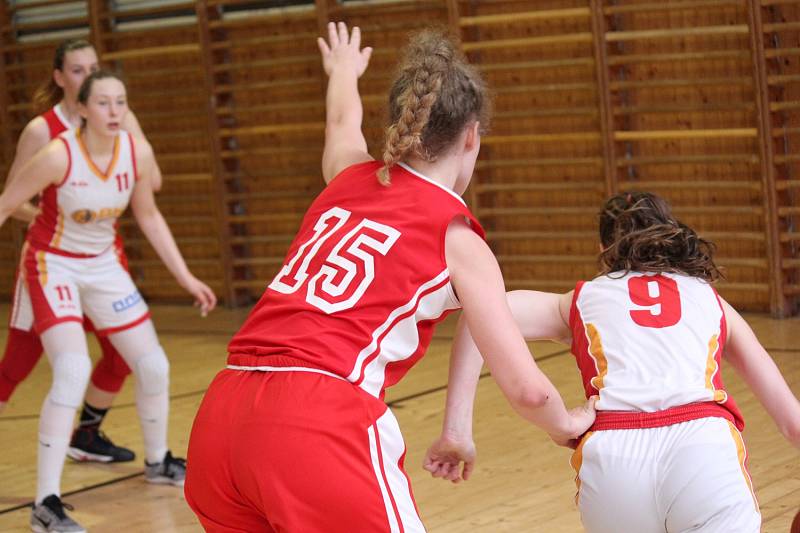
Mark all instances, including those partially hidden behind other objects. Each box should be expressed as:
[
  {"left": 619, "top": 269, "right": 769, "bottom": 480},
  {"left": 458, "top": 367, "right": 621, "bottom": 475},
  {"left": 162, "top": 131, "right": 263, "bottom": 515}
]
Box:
[
  {"left": 429, "top": 192, "right": 800, "bottom": 532},
  {"left": 0, "top": 71, "right": 216, "bottom": 533},
  {"left": 0, "top": 38, "right": 163, "bottom": 464},
  {"left": 184, "top": 22, "right": 594, "bottom": 533}
]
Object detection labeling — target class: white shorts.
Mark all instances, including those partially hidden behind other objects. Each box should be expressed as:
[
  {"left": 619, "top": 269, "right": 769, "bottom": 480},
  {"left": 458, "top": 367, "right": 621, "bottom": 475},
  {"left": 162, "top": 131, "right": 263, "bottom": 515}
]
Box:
[
  {"left": 23, "top": 244, "right": 150, "bottom": 335},
  {"left": 572, "top": 417, "right": 760, "bottom": 533}
]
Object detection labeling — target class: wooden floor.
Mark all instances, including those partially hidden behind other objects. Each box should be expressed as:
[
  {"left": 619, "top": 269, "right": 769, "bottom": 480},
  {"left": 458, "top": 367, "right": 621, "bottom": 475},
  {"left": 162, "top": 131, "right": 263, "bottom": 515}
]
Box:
[{"left": 0, "top": 303, "right": 798, "bottom": 532}]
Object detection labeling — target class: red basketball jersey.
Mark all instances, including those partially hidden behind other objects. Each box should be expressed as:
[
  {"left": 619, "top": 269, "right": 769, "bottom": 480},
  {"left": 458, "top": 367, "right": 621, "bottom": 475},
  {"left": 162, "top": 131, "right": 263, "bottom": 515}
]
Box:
[{"left": 228, "top": 161, "right": 484, "bottom": 399}]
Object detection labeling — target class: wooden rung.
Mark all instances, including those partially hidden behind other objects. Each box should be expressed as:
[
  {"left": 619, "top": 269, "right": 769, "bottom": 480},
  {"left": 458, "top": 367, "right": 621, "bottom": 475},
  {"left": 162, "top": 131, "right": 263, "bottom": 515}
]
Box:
[
  {"left": 784, "top": 284, "right": 800, "bottom": 295},
  {"left": 232, "top": 257, "right": 286, "bottom": 267},
  {"left": 231, "top": 279, "right": 271, "bottom": 289},
  {"left": 123, "top": 236, "right": 218, "bottom": 246},
  {"left": 211, "top": 54, "right": 319, "bottom": 74},
  {"left": 486, "top": 231, "right": 596, "bottom": 241},
  {"left": 781, "top": 232, "right": 800, "bottom": 242},
  {"left": 494, "top": 107, "right": 598, "bottom": 119},
  {"left": 713, "top": 282, "right": 769, "bottom": 291},
  {"left": 216, "top": 100, "right": 325, "bottom": 116},
  {"left": 617, "top": 154, "right": 759, "bottom": 166},
  {"left": 459, "top": 7, "right": 590, "bottom": 27},
  {"left": 478, "top": 58, "right": 595, "bottom": 72},
  {"left": 207, "top": 7, "right": 315, "bottom": 30},
  {"left": 778, "top": 207, "right": 800, "bottom": 216},
  {"left": 226, "top": 189, "right": 316, "bottom": 201},
  {"left": 229, "top": 234, "right": 295, "bottom": 245},
  {"left": 2, "top": 16, "right": 88, "bottom": 34},
  {"left": 220, "top": 145, "right": 320, "bottom": 159},
  {"left": 129, "top": 258, "right": 220, "bottom": 267},
  {"left": 505, "top": 279, "right": 581, "bottom": 290},
  {"left": 606, "top": 25, "right": 749, "bottom": 42},
  {"left": 118, "top": 215, "right": 213, "bottom": 226},
  {"left": 495, "top": 82, "right": 596, "bottom": 94},
  {"left": 618, "top": 180, "right": 761, "bottom": 190},
  {"left": 760, "top": 0, "right": 800, "bottom": 6},
  {"left": 8, "top": 0, "right": 76, "bottom": 12},
  {"left": 770, "top": 101, "right": 800, "bottom": 112},
  {"left": 607, "top": 49, "right": 749, "bottom": 66},
  {"left": 610, "top": 77, "right": 752, "bottom": 90},
  {"left": 210, "top": 32, "right": 319, "bottom": 51},
  {"left": 482, "top": 132, "right": 600, "bottom": 144},
  {"left": 700, "top": 231, "right": 765, "bottom": 241},
  {"left": 479, "top": 207, "right": 596, "bottom": 216},
  {"left": 218, "top": 123, "right": 325, "bottom": 137},
  {"left": 672, "top": 205, "right": 764, "bottom": 215},
  {"left": 135, "top": 108, "right": 208, "bottom": 120},
  {"left": 227, "top": 213, "right": 302, "bottom": 223},
  {"left": 214, "top": 78, "right": 319, "bottom": 94},
  {"left": 102, "top": 44, "right": 200, "bottom": 61},
  {"left": 763, "top": 21, "right": 800, "bottom": 32},
  {"left": 476, "top": 181, "right": 605, "bottom": 193},
  {"left": 462, "top": 33, "right": 593, "bottom": 52},
  {"left": 476, "top": 157, "right": 603, "bottom": 169},
  {"left": 768, "top": 74, "right": 800, "bottom": 86},
  {"left": 604, "top": 0, "right": 744, "bottom": 15},
  {"left": 765, "top": 47, "right": 800, "bottom": 58},
  {"left": 104, "top": 2, "right": 195, "bottom": 20},
  {"left": 3, "top": 58, "right": 52, "bottom": 72},
  {"left": 156, "top": 152, "right": 210, "bottom": 162},
  {"left": 496, "top": 254, "right": 595, "bottom": 263},
  {"left": 614, "top": 103, "right": 755, "bottom": 115},
  {"left": 774, "top": 154, "right": 800, "bottom": 164},
  {"left": 776, "top": 180, "right": 800, "bottom": 190},
  {"left": 613, "top": 128, "right": 757, "bottom": 141},
  {"left": 717, "top": 258, "right": 769, "bottom": 268},
  {"left": 782, "top": 259, "right": 800, "bottom": 269}
]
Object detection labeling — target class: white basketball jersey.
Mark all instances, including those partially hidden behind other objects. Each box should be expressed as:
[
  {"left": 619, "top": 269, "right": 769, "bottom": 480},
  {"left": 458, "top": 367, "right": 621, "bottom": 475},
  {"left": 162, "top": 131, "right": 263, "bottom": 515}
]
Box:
[
  {"left": 28, "top": 129, "right": 137, "bottom": 256},
  {"left": 569, "top": 271, "right": 741, "bottom": 422}
]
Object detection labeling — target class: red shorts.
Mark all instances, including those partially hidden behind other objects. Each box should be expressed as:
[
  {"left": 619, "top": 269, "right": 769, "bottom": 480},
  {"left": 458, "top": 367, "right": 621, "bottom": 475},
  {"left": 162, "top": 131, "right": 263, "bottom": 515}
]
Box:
[{"left": 185, "top": 360, "right": 426, "bottom": 533}]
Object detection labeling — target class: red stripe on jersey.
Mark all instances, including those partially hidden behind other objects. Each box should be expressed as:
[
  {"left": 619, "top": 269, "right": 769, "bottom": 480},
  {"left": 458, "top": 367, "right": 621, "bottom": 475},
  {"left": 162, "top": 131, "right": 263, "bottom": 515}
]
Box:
[
  {"left": 42, "top": 106, "right": 69, "bottom": 138},
  {"left": 711, "top": 288, "right": 744, "bottom": 431},
  {"left": 353, "top": 275, "right": 452, "bottom": 388},
  {"left": 569, "top": 281, "right": 600, "bottom": 398},
  {"left": 128, "top": 134, "right": 138, "bottom": 181},
  {"left": 56, "top": 137, "right": 72, "bottom": 187}
]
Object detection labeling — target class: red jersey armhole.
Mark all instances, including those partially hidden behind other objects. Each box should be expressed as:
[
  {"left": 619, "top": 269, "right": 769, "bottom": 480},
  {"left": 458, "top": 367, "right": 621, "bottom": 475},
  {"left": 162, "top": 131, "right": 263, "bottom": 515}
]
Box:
[
  {"left": 568, "top": 281, "right": 586, "bottom": 330},
  {"left": 439, "top": 212, "right": 486, "bottom": 267},
  {"left": 711, "top": 287, "right": 728, "bottom": 352},
  {"left": 56, "top": 137, "right": 72, "bottom": 187},
  {"left": 128, "top": 133, "right": 139, "bottom": 181}
]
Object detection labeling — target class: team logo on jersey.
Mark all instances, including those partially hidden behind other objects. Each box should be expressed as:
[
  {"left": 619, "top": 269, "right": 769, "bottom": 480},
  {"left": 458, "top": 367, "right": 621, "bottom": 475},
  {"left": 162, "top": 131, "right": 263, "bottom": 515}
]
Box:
[
  {"left": 71, "top": 207, "right": 125, "bottom": 224},
  {"left": 112, "top": 290, "right": 143, "bottom": 313}
]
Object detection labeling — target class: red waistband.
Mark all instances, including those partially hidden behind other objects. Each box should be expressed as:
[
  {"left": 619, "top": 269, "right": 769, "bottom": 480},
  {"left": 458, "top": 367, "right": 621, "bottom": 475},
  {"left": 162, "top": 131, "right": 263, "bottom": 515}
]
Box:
[{"left": 590, "top": 402, "right": 735, "bottom": 431}]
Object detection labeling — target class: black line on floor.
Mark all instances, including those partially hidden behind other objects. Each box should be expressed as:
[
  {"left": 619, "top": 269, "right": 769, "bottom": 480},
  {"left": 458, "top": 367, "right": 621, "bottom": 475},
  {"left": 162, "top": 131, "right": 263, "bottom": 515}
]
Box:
[{"left": 0, "top": 472, "right": 144, "bottom": 515}]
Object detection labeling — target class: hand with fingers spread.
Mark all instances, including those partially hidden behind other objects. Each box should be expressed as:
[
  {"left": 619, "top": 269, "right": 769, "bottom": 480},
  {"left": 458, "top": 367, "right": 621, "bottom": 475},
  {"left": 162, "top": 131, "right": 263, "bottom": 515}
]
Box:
[
  {"left": 423, "top": 432, "right": 476, "bottom": 484},
  {"left": 317, "top": 21, "right": 373, "bottom": 78}
]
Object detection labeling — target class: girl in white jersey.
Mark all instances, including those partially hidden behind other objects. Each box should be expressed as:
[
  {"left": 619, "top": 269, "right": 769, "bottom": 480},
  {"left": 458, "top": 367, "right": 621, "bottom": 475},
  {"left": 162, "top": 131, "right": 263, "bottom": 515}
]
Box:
[
  {"left": 0, "top": 38, "right": 163, "bottom": 466},
  {"left": 426, "top": 191, "right": 800, "bottom": 532},
  {"left": 0, "top": 70, "right": 216, "bottom": 533}
]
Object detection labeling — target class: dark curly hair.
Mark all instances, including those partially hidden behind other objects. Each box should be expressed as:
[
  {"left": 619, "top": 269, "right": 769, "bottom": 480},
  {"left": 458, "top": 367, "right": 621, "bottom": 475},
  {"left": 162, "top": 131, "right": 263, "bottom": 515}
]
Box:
[{"left": 598, "top": 191, "right": 724, "bottom": 283}]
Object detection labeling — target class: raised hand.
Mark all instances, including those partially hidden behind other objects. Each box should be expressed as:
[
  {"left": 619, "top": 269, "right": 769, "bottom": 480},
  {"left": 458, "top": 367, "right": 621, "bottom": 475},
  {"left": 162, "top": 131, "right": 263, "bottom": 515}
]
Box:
[{"left": 317, "top": 21, "right": 373, "bottom": 78}]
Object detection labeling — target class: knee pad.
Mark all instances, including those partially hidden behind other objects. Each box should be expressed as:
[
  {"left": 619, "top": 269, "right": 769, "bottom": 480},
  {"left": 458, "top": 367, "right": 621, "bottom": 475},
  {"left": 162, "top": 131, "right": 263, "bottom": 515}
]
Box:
[
  {"left": 49, "top": 352, "right": 91, "bottom": 408},
  {"left": 134, "top": 347, "right": 169, "bottom": 396}
]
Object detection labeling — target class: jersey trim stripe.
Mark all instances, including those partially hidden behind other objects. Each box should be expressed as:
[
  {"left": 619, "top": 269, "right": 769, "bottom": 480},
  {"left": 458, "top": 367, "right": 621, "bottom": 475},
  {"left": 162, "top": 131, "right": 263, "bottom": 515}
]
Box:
[
  {"left": 727, "top": 421, "right": 758, "bottom": 509},
  {"left": 348, "top": 268, "right": 451, "bottom": 387},
  {"left": 56, "top": 137, "right": 72, "bottom": 187},
  {"left": 397, "top": 162, "right": 466, "bottom": 206},
  {"left": 76, "top": 128, "right": 120, "bottom": 181},
  {"left": 53, "top": 103, "right": 70, "bottom": 130},
  {"left": 368, "top": 421, "right": 403, "bottom": 533}
]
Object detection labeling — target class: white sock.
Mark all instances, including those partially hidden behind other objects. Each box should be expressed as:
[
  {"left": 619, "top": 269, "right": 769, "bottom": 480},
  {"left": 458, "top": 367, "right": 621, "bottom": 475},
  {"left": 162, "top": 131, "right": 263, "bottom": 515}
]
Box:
[
  {"left": 36, "top": 395, "right": 76, "bottom": 504},
  {"left": 137, "top": 391, "right": 169, "bottom": 464}
]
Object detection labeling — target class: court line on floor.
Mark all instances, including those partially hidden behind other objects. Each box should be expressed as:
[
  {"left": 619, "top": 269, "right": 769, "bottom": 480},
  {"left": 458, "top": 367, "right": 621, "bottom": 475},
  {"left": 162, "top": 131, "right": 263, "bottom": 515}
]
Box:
[
  {"left": 0, "top": 472, "right": 144, "bottom": 515},
  {"left": 0, "top": 348, "right": 574, "bottom": 514}
]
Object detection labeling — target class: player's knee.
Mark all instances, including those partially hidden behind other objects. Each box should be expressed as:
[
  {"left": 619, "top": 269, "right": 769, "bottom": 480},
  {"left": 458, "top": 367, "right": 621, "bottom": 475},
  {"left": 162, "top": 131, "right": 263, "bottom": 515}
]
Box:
[
  {"left": 49, "top": 352, "right": 91, "bottom": 408},
  {"left": 134, "top": 347, "right": 169, "bottom": 396}
]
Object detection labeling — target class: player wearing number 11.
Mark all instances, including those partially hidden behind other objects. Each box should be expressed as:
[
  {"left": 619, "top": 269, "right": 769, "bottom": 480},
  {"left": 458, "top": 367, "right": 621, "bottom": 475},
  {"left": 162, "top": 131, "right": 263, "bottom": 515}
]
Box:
[{"left": 430, "top": 191, "right": 800, "bottom": 532}]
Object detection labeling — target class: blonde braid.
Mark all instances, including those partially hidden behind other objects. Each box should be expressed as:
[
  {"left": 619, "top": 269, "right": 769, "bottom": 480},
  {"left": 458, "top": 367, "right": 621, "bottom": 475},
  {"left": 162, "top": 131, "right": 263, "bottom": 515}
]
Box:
[{"left": 378, "top": 46, "right": 450, "bottom": 185}]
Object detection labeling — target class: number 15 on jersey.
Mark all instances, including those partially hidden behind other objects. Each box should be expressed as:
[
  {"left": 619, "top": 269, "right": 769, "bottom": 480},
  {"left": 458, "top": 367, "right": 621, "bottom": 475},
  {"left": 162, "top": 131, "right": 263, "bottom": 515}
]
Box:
[{"left": 268, "top": 207, "right": 401, "bottom": 314}]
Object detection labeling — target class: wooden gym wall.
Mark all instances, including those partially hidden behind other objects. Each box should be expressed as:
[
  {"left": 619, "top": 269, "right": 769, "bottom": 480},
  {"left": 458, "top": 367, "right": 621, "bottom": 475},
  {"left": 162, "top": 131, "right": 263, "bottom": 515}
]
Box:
[{"left": 0, "top": 0, "right": 798, "bottom": 316}]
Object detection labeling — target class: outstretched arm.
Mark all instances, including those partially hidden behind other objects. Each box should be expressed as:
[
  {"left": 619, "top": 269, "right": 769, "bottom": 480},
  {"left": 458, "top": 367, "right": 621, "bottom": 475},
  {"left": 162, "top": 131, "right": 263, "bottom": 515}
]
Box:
[
  {"left": 0, "top": 139, "right": 68, "bottom": 228},
  {"left": 130, "top": 140, "right": 217, "bottom": 315},
  {"left": 721, "top": 298, "right": 800, "bottom": 446},
  {"left": 317, "top": 21, "right": 373, "bottom": 184}
]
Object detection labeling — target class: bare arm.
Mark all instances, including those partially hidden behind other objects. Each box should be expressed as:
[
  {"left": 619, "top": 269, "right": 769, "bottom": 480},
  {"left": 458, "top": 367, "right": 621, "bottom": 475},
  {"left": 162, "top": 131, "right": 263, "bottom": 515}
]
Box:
[
  {"left": 317, "top": 22, "right": 373, "bottom": 184},
  {"left": 722, "top": 298, "right": 800, "bottom": 446},
  {"left": 130, "top": 141, "right": 216, "bottom": 315},
  {"left": 123, "top": 110, "right": 162, "bottom": 192},
  {"left": 0, "top": 140, "right": 68, "bottom": 228},
  {"left": 4, "top": 117, "right": 52, "bottom": 222},
  {"left": 444, "top": 219, "right": 593, "bottom": 440}
]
